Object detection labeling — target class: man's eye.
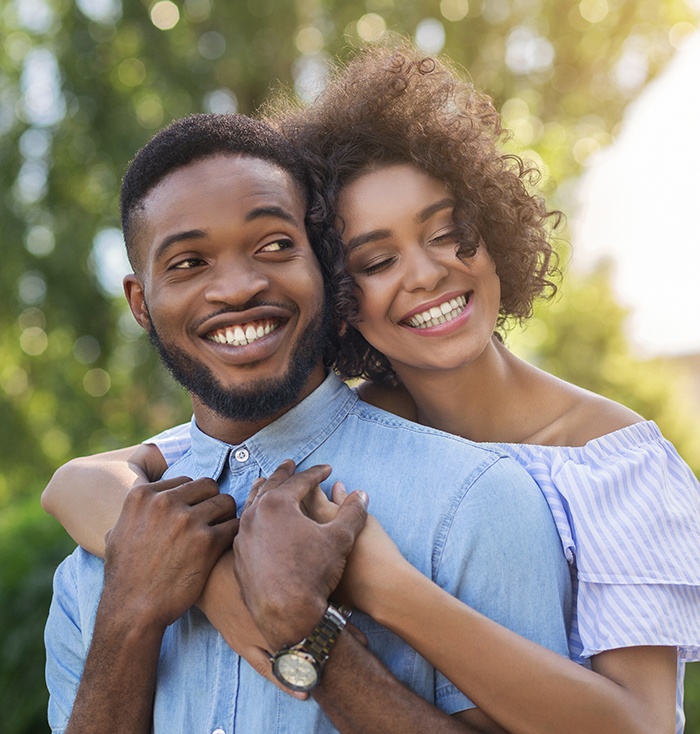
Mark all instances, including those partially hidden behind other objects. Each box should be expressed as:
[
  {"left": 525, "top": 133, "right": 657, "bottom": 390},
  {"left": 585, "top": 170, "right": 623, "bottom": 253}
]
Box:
[
  {"left": 171, "top": 258, "right": 204, "bottom": 269},
  {"left": 259, "top": 239, "right": 293, "bottom": 253}
]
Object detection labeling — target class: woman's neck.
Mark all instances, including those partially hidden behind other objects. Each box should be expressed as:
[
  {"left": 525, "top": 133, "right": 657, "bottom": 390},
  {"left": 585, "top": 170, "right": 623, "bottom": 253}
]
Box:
[
  {"left": 393, "top": 337, "right": 560, "bottom": 444},
  {"left": 391, "top": 336, "right": 643, "bottom": 446}
]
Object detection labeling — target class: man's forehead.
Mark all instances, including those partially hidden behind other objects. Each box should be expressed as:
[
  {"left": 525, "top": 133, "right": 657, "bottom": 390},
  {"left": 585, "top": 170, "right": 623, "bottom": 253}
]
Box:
[{"left": 144, "top": 153, "right": 306, "bottom": 211}]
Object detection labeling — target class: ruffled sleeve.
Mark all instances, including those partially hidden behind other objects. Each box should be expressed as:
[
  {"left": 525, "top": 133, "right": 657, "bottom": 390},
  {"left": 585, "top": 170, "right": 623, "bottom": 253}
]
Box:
[
  {"left": 144, "top": 419, "right": 193, "bottom": 467},
  {"left": 498, "top": 421, "right": 700, "bottom": 662}
]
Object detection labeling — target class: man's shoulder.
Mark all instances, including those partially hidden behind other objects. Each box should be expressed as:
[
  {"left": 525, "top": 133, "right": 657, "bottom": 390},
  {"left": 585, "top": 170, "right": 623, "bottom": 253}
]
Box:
[
  {"left": 349, "top": 396, "right": 509, "bottom": 459},
  {"left": 340, "top": 397, "right": 538, "bottom": 490}
]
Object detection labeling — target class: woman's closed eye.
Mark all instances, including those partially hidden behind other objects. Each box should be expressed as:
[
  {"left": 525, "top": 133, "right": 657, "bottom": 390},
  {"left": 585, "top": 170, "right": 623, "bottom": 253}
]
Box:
[
  {"left": 429, "top": 229, "right": 460, "bottom": 246},
  {"left": 359, "top": 256, "right": 396, "bottom": 276}
]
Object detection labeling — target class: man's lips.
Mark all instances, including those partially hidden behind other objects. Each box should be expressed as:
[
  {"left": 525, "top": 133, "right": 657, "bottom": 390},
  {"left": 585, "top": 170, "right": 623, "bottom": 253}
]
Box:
[
  {"left": 205, "top": 318, "right": 281, "bottom": 347},
  {"left": 401, "top": 293, "right": 470, "bottom": 329}
]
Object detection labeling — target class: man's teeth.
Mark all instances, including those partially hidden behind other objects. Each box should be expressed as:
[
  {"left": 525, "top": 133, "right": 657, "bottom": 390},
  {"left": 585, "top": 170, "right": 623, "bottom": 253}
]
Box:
[
  {"left": 208, "top": 321, "right": 279, "bottom": 346},
  {"left": 406, "top": 295, "right": 468, "bottom": 329}
]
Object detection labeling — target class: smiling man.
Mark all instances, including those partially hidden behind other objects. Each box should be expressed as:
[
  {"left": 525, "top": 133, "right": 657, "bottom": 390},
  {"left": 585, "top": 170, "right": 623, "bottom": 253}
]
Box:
[{"left": 44, "top": 114, "right": 572, "bottom": 734}]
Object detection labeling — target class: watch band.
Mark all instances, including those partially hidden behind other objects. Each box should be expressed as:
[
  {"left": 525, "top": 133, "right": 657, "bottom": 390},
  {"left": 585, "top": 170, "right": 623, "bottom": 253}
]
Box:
[
  {"left": 270, "top": 603, "right": 350, "bottom": 691},
  {"left": 302, "top": 603, "right": 349, "bottom": 662}
]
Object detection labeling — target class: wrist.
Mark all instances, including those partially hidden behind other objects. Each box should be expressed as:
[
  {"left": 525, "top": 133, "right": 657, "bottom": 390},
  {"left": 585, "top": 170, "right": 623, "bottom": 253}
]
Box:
[
  {"left": 271, "top": 603, "right": 350, "bottom": 692},
  {"left": 264, "top": 595, "right": 329, "bottom": 652}
]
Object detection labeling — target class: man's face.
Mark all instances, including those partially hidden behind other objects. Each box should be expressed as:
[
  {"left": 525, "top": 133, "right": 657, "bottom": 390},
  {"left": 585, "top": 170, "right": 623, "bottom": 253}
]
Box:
[{"left": 124, "top": 154, "right": 328, "bottom": 428}]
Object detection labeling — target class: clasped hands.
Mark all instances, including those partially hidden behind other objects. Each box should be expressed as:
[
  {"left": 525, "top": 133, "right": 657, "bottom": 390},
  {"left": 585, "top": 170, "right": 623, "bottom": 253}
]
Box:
[{"left": 102, "top": 459, "right": 379, "bottom": 697}]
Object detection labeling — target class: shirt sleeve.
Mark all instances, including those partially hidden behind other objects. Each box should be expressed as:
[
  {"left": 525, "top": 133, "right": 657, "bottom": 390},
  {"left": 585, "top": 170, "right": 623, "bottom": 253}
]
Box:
[
  {"left": 547, "top": 422, "right": 700, "bottom": 661},
  {"left": 432, "top": 456, "right": 572, "bottom": 715},
  {"left": 143, "top": 421, "right": 193, "bottom": 467},
  {"left": 45, "top": 553, "right": 86, "bottom": 734}
]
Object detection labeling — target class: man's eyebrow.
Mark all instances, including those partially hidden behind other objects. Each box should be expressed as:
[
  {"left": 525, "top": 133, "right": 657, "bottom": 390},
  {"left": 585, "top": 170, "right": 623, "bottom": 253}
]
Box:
[
  {"left": 154, "top": 229, "right": 207, "bottom": 261},
  {"left": 245, "top": 205, "right": 301, "bottom": 227},
  {"left": 417, "top": 198, "right": 454, "bottom": 223}
]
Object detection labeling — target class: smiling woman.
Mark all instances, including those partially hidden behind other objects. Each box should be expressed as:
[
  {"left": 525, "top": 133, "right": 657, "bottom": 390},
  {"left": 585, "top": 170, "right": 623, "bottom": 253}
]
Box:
[{"left": 338, "top": 163, "right": 501, "bottom": 376}]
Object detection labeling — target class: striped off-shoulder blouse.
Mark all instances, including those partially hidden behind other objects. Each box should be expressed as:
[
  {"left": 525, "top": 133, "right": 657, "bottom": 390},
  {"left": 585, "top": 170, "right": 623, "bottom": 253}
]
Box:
[
  {"left": 148, "top": 418, "right": 700, "bottom": 731},
  {"left": 493, "top": 420, "right": 700, "bottom": 733}
]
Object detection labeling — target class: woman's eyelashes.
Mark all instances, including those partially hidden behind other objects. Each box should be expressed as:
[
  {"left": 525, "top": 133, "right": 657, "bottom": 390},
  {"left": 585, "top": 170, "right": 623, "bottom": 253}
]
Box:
[
  {"left": 360, "top": 256, "right": 395, "bottom": 276},
  {"left": 354, "top": 230, "right": 460, "bottom": 277},
  {"left": 428, "top": 229, "right": 460, "bottom": 246}
]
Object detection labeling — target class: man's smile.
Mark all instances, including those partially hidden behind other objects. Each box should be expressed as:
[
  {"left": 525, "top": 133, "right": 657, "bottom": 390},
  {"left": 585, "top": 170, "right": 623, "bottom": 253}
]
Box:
[{"left": 206, "top": 318, "right": 282, "bottom": 347}]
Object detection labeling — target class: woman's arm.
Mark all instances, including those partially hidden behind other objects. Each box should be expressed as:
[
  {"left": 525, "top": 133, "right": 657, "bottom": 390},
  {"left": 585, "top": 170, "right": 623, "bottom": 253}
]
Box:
[
  {"left": 41, "top": 444, "right": 167, "bottom": 556},
  {"left": 315, "top": 484, "right": 677, "bottom": 734}
]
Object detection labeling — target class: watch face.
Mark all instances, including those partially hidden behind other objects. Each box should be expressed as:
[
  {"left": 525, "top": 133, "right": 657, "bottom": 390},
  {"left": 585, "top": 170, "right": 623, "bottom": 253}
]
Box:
[{"left": 273, "top": 651, "right": 319, "bottom": 692}]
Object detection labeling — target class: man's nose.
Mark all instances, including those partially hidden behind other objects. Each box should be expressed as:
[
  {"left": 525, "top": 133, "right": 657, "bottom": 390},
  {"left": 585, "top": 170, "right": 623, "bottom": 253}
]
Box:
[{"left": 204, "top": 257, "right": 269, "bottom": 306}]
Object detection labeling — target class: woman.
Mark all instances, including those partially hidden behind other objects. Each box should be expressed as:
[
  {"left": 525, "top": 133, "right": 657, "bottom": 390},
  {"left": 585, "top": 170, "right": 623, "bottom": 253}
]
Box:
[{"left": 42, "top": 45, "right": 700, "bottom": 733}]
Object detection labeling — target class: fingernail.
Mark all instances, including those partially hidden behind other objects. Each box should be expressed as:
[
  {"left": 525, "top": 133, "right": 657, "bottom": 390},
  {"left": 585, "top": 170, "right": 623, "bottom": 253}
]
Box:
[{"left": 356, "top": 490, "right": 369, "bottom": 507}]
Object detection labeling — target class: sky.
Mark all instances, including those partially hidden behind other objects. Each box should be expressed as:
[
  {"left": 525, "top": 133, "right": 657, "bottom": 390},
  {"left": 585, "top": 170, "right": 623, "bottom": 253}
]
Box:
[{"left": 572, "top": 29, "right": 700, "bottom": 358}]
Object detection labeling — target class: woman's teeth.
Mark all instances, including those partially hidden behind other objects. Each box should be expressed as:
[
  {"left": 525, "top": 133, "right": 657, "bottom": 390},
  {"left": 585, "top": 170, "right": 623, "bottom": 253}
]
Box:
[
  {"left": 405, "top": 295, "right": 468, "bottom": 329},
  {"left": 208, "top": 321, "right": 279, "bottom": 346}
]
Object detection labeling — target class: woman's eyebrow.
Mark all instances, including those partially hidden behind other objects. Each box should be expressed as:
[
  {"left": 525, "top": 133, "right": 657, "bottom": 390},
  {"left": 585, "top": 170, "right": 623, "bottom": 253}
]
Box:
[
  {"left": 346, "top": 228, "right": 392, "bottom": 253},
  {"left": 417, "top": 198, "right": 454, "bottom": 223}
]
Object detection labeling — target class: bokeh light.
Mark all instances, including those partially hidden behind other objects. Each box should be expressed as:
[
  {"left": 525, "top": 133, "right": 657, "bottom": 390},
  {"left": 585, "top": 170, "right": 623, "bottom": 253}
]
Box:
[{"left": 150, "top": 0, "right": 180, "bottom": 30}]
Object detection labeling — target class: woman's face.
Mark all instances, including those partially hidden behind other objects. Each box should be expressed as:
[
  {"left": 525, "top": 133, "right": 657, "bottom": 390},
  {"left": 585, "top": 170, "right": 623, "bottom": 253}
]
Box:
[{"left": 338, "top": 163, "right": 501, "bottom": 376}]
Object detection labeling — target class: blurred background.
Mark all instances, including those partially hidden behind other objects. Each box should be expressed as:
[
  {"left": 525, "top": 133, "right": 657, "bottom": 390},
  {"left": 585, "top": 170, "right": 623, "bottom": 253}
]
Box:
[{"left": 1, "top": 0, "right": 699, "bottom": 731}]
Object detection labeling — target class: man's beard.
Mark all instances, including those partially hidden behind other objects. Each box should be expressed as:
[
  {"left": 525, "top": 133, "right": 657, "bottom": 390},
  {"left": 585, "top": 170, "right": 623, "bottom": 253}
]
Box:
[{"left": 147, "top": 301, "right": 329, "bottom": 423}]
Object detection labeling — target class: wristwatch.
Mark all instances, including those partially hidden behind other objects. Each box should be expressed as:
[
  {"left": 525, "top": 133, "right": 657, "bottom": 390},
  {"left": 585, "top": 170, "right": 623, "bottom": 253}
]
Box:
[{"left": 271, "top": 603, "right": 350, "bottom": 692}]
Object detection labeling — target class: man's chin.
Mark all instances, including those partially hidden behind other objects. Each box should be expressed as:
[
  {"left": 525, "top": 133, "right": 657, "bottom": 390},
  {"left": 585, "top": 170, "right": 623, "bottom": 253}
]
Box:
[{"left": 147, "top": 311, "right": 327, "bottom": 424}]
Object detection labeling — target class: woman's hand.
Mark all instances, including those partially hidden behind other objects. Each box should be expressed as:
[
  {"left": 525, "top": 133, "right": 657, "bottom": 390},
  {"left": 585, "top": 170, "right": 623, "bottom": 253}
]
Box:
[{"left": 304, "top": 482, "right": 409, "bottom": 616}]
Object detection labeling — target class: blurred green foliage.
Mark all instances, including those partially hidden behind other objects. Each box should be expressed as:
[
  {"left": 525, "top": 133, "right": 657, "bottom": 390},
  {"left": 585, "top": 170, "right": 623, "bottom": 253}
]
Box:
[{"left": 1, "top": 0, "right": 699, "bottom": 731}]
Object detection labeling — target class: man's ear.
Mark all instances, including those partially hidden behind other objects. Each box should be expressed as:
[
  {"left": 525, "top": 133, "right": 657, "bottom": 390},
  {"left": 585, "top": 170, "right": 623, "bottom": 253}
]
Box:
[{"left": 123, "top": 274, "right": 151, "bottom": 332}]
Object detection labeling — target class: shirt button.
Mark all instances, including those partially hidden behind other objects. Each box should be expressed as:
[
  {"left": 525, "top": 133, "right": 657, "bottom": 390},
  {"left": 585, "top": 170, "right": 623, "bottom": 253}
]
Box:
[
  {"left": 234, "top": 447, "right": 249, "bottom": 463},
  {"left": 212, "top": 729, "right": 226, "bottom": 734}
]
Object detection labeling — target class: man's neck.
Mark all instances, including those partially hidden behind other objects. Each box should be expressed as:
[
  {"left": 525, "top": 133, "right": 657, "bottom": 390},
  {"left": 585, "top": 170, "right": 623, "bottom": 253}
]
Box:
[{"left": 190, "top": 364, "right": 327, "bottom": 446}]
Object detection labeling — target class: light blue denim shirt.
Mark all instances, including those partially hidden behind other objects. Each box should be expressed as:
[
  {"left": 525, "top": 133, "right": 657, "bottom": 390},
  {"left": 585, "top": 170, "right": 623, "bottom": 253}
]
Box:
[{"left": 46, "top": 373, "right": 571, "bottom": 734}]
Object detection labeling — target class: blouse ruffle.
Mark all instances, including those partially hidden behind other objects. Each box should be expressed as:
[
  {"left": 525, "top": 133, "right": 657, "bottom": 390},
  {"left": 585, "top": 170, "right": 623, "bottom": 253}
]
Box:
[{"left": 496, "top": 420, "right": 700, "bottom": 663}]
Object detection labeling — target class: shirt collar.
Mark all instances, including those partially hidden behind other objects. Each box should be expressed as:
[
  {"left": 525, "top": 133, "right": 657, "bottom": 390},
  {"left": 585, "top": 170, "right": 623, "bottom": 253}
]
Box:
[{"left": 187, "top": 372, "right": 358, "bottom": 480}]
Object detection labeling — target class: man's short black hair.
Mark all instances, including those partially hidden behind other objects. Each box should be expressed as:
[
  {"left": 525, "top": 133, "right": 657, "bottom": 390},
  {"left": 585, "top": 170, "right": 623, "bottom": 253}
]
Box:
[{"left": 120, "top": 113, "right": 313, "bottom": 270}]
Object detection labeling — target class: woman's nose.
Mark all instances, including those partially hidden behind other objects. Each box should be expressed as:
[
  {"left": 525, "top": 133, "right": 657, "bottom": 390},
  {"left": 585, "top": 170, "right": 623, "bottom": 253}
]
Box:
[{"left": 402, "top": 245, "right": 450, "bottom": 293}]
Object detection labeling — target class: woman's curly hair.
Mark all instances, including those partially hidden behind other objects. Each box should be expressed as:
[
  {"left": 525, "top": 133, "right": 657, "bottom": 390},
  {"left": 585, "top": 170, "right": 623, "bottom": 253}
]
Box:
[{"left": 266, "top": 43, "right": 562, "bottom": 385}]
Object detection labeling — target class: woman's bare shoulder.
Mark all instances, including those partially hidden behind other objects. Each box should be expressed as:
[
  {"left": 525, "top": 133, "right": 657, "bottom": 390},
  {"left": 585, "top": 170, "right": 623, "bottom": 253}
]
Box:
[
  {"left": 355, "top": 381, "right": 418, "bottom": 421},
  {"left": 544, "top": 379, "right": 644, "bottom": 447}
]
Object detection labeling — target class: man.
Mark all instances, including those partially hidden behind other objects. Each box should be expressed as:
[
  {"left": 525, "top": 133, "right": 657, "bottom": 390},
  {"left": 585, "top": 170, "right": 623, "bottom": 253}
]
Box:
[{"left": 45, "top": 114, "right": 571, "bottom": 733}]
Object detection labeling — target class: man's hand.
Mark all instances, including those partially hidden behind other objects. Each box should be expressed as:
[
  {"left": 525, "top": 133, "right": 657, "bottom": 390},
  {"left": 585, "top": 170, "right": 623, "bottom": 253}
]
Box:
[
  {"left": 63, "top": 476, "right": 238, "bottom": 734},
  {"left": 304, "top": 481, "right": 407, "bottom": 616},
  {"left": 197, "top": 550, "right": 309, "bottom": 699},
  {"left": 232, "top": 460, "right": 368, "bottom": 651},
  {"left": 103, "top": 475, "right": 238, "bottom": 630}
]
